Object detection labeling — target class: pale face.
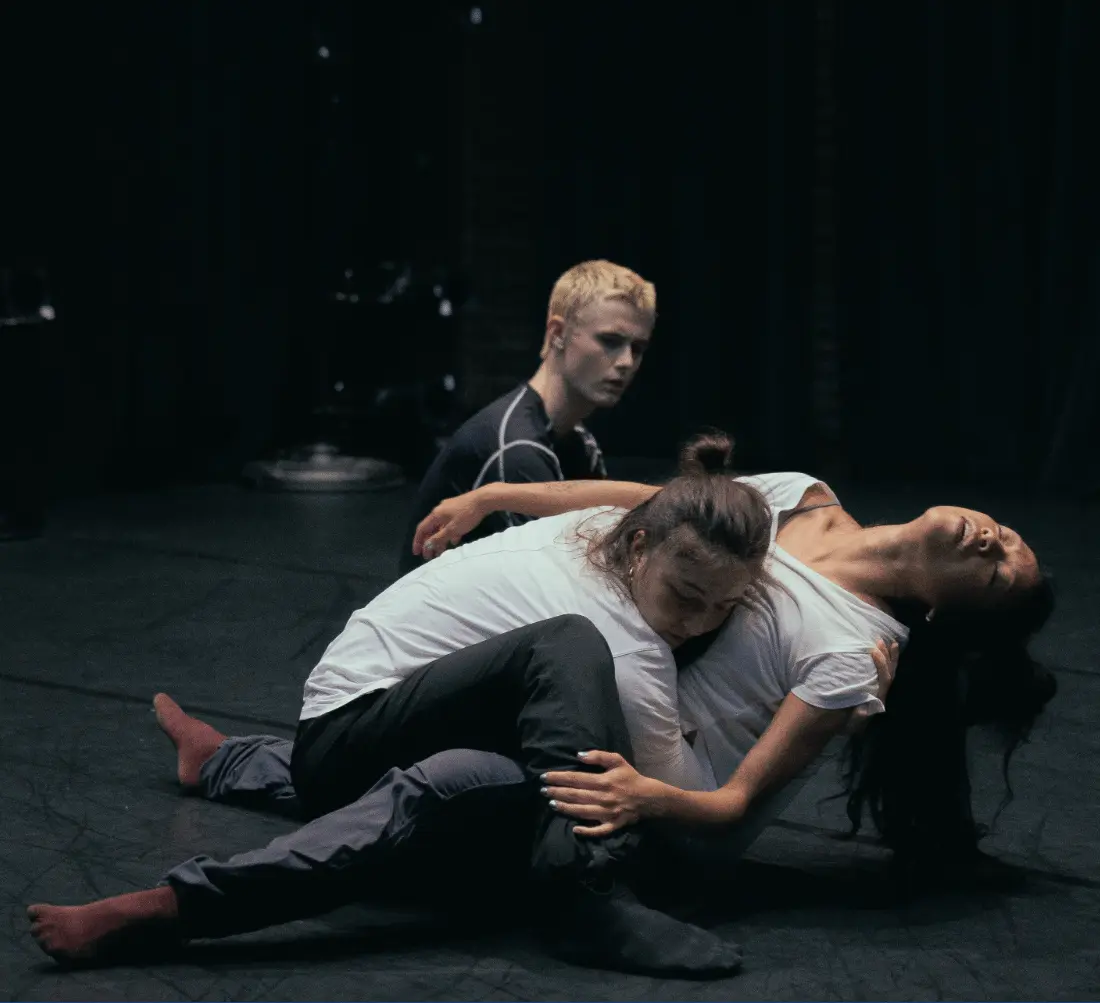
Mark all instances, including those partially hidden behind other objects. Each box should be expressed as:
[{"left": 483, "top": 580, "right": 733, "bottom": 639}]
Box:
[{"left": 553, "top": 298, "right": 652, "bottom": 409}]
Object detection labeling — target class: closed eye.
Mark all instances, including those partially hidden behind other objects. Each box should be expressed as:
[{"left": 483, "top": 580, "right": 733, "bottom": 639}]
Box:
[
  {"left": 987, "top": 525, "right": 1008, "bottom": 588},
  {"left": 671, "top": 588, "right": 705, "bottom": 612}
]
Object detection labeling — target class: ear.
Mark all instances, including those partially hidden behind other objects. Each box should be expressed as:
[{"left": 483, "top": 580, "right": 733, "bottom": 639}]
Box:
[
  {"left": 540, "top": 316, "right": 566, "bottom": 360},
  {"left": 629, "top": 530, "right": 648, "bottom": 562}
]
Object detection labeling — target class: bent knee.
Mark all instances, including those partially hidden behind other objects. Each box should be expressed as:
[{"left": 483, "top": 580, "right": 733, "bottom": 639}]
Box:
[
  {"left": 411, "top": 749, "right": 527, "bottom": 799},
  {"left": 544, "top": 613, "right": 610, "bottom": 651}
]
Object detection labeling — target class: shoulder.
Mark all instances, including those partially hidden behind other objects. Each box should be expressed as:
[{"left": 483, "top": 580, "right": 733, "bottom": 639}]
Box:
[
  {"left": 737, "top": 471, "right": 840, "bottom": 512},
  {"left": 420, "top": 508, "right": 611, "bottom": 574},
  {"left": 445, "top": 385, "right": 537, "bottom": 452},
  {"left": 418, "top": 386, "right": 553, "bottom": 488}
]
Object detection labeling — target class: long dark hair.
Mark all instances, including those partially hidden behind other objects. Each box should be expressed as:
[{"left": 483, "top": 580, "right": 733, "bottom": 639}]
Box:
[
  {"left": 840, "top": 574, "right": 1057, "bottom": 885},
  {"left": 586, "top": 431, "right": 773, "bottom": 595}
]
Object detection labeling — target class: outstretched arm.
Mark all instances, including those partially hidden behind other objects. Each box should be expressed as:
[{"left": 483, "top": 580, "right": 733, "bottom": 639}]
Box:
[{"left": 412, "top": 479, "right": 660, "bottom": 558}]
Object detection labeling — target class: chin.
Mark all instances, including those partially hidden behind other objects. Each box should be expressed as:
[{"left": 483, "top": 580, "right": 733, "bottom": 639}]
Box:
[
  {"left": 591, "top": 389, "right": 625, "bottom": 408},
  {"left": 922, "top": 505, "right": 961, "bottom": 537}
]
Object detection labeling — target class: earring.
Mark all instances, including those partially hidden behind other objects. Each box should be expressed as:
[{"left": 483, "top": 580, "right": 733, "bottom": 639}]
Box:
[
  {"left": 554, "top": 337, "right": 565, "bottom": 349},
  {"left": 925, "top": 608, "right": 936, "bottom": 623},
  {"left": 627, "top": 564, "right": 636, "bottom": 584}
]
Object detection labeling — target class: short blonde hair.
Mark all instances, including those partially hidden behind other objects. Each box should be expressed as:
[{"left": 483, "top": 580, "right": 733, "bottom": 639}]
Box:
[{"left": 547, "top": 259, "right": 657, "bottom": 329}]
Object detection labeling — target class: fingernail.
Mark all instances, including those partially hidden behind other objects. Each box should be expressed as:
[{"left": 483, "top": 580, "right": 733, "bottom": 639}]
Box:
[
  {"left": 539, "top": 773, "right": 547, "bottom": 782},
  {"left": 577, "top": 751, "right": 590, "bottom": 759},
  {"left": 540, "top": 787, "right": 549, "bottom": 795},
  {"left": 549, "top": 800, "right": 558, "bottom": 809}
]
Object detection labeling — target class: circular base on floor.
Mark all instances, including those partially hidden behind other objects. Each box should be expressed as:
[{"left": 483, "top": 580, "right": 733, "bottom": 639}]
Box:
[{"left": 242, "top": 444, "right": 406, "bottom": 493}]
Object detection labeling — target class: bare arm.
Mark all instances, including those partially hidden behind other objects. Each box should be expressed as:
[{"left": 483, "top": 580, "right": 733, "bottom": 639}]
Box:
[
  {"left": 413, "top": 479, "right": 659, "bottom": 557},
  {"left": 648, "top": 693, "right": 848, "bottom": 825},
  {"left": 543, "top": 694, "right": 847, "bottom": 834},
  {"left": 541, "top": 640, "right": 898, "bottom": 835},
  {"left": 481, "top": 478, "right": 658, "bottom": 517},
  {"left": 657, "top": 640, "right": 898, "bottom": 824}
]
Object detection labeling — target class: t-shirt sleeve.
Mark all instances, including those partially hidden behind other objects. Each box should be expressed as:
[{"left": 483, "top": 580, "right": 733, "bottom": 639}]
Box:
[
  {"left": 614, "top": 647, "right": 710, "bottom": 791},
  {"left": 791, "top": 651, "right": 885, "bottom": 716}
]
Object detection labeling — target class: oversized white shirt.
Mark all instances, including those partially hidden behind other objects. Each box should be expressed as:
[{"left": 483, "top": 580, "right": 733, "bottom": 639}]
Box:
[
  {"left": 678, "top": 472, "right": 910, "bottom": 790},
  {"left": 301, "top": 507, "right": 707, "bottom": 790}
]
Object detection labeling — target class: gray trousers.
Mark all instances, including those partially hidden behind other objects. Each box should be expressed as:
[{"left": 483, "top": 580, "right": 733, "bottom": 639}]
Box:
[
  {"left": 166, "top": 746, "right": 533, "bottom": 939},
  {"left": 164, "top": 733, "right": 829, "bottom": 939},
  {"left": 189, "top": 733, "right": 302, "bottom": 817}
]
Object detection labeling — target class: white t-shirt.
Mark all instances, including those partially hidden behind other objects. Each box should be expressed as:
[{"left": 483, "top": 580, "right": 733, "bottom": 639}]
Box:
[
  {"left": 301, "top": 507, "right": 707, "bottom": 790},
  {"left": 678, "top": 472, "right": 909, "bottom": 791}
]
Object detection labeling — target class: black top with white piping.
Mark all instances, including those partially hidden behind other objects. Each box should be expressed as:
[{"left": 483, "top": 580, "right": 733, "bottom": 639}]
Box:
[{"left": 398, "top": 383, "right": 605, "bottom": 573}]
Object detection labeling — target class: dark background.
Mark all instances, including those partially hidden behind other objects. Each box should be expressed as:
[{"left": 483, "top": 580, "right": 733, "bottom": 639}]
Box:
[
  {"left": 2, "top": 0, "right": 1098, "bottom": 504},
  {"left": 3, "top": 7, "right": 1100, "bottom": 998}
]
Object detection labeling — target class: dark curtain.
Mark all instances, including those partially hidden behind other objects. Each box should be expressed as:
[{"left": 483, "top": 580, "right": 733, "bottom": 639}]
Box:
[
  {"left": 4, "top": 1, "right": 1096, "bottom": 493},
  {"left": 2, "top": 1, "right": 463, "bottom": 495},
  {"left": 529, "top": 1, "right": 1098, "bottom": 488},
  {"left": 835, "top": 0, "right": 1100, "bottom": 489},
  {"left": 535, "top": 2, "right": 817, "bottom": 471},
  {"left": 3, "top": 2, "right": 311, "bottom": 492}
]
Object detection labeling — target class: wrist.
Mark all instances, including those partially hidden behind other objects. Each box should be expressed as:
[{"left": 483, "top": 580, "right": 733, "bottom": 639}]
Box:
[
  {"left": 638, "top": 777, "right": 676, "bottom": 819},
  {"left": 474, "top": 483, "right": 503, "bottom": 517}
]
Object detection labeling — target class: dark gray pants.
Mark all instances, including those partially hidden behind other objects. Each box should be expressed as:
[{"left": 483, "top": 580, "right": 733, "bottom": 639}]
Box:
[
  {"left": 166, "top": 749, "right": 532, "bottom": 939},
  {"left": 163, "top": 615, "right": 642, "bottom": 938},
  {"left": 172, "top": 724, "right": 831, "bottom": 941},
  {"left": 193, "top": 733, "right": 300, "bottom": 816}
]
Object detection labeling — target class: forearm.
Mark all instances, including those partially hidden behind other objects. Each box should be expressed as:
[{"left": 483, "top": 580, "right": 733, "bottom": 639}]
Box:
[
  {"left": 645, "top": 780, "right": 750, "bottom": 827},
  {"left": 643, "top": 703, "right": 848, "bottom": 828},
  {"left": 476, "top": 479, "right": 658, "bottom": 519}
]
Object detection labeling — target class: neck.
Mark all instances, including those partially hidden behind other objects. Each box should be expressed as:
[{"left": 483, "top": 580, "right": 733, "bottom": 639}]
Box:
[
  {"left": 528, "top": 364, "right": 594, "bottom": 435},
  {"left": 807, "top": 521, "right": 932, "bottom": 608}
]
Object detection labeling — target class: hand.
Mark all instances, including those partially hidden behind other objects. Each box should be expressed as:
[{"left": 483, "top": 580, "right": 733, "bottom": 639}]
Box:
[
  {"left": 845, "top": 638, "right": 899, "bottom": 734},
  {"left": 540, "top": 750, "right": 661, "bottom": 837},
  {"left": 411, "top": 490, "right": 487, "bottom": 560}
]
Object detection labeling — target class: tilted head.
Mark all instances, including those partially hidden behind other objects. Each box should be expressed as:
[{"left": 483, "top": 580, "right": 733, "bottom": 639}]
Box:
[
  {"left": 843, "top": 519, "right": 1057, "bottom": 879},
  {"left": 587, "top": 432, "right": 773, "bottom": 647},
  {"left": 904, "top": 505, "right": 1041, "bottom": 616},
  {"left": 540, "top": 259, "right": 656, "bottom": 409}
]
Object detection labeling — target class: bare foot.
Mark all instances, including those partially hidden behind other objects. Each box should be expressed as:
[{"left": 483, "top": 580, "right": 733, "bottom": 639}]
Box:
[
  {"left": 28, "top": 888, "right": 180, "bottom": 966},
  {"left": 153, "top": 693, "right": 226, "bottom": 788}
]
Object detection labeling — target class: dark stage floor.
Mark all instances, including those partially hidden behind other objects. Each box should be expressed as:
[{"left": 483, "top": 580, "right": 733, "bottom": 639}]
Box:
[{"left": 2, "top": 477, "right": 1098, "bottom": 1001}]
